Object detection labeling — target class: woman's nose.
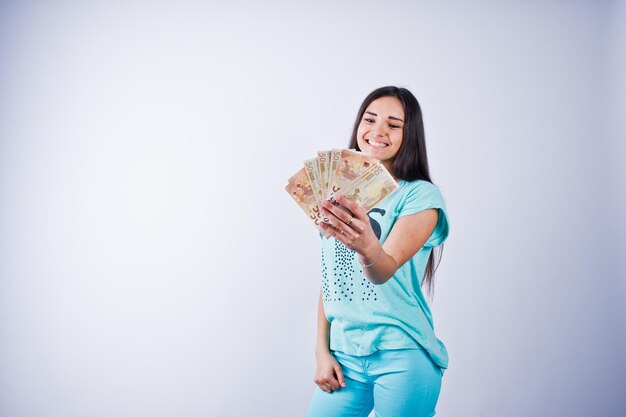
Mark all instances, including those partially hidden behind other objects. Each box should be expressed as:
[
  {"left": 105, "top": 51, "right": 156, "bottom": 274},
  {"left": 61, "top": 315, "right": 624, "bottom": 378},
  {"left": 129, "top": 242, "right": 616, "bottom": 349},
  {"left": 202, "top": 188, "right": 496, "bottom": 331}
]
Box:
[{"left": 371, "top": 124, "right": 385, "bottom": 136}]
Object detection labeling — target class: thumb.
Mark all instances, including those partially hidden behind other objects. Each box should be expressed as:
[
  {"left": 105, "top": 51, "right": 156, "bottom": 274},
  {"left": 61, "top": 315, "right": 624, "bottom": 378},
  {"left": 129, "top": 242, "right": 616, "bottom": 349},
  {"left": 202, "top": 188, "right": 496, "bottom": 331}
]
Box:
[{"left": 334, "top": 365, "right": 347, "bottom": 388}]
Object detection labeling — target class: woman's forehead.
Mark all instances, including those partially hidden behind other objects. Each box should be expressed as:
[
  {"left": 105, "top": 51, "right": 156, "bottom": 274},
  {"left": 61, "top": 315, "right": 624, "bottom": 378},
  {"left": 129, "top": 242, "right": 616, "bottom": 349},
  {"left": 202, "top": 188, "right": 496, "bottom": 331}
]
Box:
[{"left": 366, "top": 96, "right": 404, "bottom": 119}]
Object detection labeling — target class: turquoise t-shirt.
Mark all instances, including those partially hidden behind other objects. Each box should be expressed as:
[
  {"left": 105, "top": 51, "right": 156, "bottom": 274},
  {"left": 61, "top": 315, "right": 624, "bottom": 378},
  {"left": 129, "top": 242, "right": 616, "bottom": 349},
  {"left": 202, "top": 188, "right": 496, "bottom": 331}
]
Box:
[{"left": 321, "top": 179, "right": 450, "bottom": 369}]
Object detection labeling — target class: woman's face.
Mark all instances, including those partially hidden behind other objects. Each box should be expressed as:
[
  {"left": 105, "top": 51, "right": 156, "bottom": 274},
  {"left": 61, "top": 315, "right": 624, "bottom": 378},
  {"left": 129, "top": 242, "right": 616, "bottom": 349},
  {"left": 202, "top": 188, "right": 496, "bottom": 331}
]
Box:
[{"left": 356, "top": 96, "right": 405, "bottom": 166}]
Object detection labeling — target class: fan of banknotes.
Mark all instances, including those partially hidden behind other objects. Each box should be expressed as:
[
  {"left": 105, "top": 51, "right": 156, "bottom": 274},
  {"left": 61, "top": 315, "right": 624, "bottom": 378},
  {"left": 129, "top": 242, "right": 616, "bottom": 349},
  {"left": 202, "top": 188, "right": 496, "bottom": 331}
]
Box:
[{"left": 285, "top": 149, "right": 399, "bottom": 233}]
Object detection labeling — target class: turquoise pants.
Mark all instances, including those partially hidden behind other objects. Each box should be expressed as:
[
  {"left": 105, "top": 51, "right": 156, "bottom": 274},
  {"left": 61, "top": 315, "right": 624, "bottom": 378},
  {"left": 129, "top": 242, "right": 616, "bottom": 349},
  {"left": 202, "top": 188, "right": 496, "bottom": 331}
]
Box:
[{"left": 307, "top": 348, "right": 443, "bottom": 417}]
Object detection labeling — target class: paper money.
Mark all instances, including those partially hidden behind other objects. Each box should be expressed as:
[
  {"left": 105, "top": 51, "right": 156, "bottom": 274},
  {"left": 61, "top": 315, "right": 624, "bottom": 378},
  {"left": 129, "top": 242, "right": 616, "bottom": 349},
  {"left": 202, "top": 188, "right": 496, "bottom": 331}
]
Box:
[
  {"left": 287, "top": 149, "right": 398, "bottom": 235},
  {"left": 286, "top": 167, "right": 334, "bottom": 237},
  {"left": 325, "top": 149, "right": 342, "bottom": 199},
  {"left": 285, "top": 168, "right": 323, "bottom": 225},
  {"left": 329, "top": 163, "right": 399, "bottom": 213},
  {"left": 316, "top": 151, "right": 330, "bottom": 198},
  {"left": 304, "top": 158, "right": 324, "bottom": 203},
  {"left": 327, "top": 149, "right": 379, "bottom": 197}
]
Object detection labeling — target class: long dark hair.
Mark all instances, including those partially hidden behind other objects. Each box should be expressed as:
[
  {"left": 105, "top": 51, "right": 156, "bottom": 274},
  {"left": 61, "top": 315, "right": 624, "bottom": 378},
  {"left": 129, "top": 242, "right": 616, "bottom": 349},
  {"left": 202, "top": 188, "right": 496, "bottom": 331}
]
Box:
[{"left": 348, "top": 86, "right": 443, "bottom": 296}]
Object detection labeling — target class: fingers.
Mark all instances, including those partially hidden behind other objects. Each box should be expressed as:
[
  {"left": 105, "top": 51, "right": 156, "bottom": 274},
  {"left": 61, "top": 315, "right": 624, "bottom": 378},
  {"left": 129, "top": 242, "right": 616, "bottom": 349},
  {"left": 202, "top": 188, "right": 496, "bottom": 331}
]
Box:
[
  {"left": 321, "top": 366, "right": 346, "bottom": 392},
  {"left": 313, "top": 361, "right": 346, "bottom": 393},
  {"left": 320, "top": 202, "right": 361, "bottom": 237},
  {"left": 314, "top": 375, "right": 341, "bottom": 393},
  {"left": 335, "top": 365, "right": 347, "bottom": 388},
  {"left": 320, "top": 200, "right": 353, "bottom": 224},
  {"left": 321, "top": 195, "right": 370, "bottom": 230},
  {"left": 335, "top": 194, "right": 368, "bottom": 222},
  {"left": 320, "top": 221, "right": 354, "bottom": 247},
  {"left": 313, "top": 352, "right": 348, "bottom": 394},
  {"left": 314, "top": 381, "right": 333, "bottom": 393},
  {"left": 315, "top": 380, "right": 333, "bottom": 393}
]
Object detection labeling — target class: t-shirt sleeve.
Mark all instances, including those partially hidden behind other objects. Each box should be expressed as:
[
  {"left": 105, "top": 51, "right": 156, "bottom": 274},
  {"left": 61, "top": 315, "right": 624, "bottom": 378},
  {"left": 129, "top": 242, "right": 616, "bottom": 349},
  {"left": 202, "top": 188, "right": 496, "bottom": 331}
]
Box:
[{"left": 397, "top": 182, "right": 449, "bottom": 248}]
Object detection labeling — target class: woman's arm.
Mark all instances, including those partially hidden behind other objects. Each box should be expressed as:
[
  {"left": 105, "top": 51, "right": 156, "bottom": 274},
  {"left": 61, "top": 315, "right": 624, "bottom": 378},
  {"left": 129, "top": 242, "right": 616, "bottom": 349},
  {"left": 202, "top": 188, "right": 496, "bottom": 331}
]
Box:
[
  {"left": 320, "top": 195, "right": 438, "bottom": 285},
  {"left": 359, "top": 208, "right": 438, "bottom": 284},
  {"left": 313, "top": 289, "right": 346, "bottom": 392},
  {"left": 315, "top": 288, "right": 331, "bottom": 356}
]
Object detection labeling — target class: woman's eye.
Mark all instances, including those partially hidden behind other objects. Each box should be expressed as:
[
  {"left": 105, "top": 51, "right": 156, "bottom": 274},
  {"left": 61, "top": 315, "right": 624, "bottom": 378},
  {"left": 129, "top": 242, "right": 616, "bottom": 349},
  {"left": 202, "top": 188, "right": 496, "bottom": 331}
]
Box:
[
  {"left": 389, "top": 124, "right": 400, "bottom": 129},
  {"left": 364, "top": 118, "right": 374, "bottom": 123}
]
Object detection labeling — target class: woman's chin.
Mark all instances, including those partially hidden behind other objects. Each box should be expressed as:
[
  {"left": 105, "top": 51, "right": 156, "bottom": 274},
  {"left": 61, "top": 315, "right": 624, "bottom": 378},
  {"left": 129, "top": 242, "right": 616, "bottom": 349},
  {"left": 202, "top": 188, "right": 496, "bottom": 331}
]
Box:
[{"left": 364, "top": 147, "right": 389, "bottom": 159}]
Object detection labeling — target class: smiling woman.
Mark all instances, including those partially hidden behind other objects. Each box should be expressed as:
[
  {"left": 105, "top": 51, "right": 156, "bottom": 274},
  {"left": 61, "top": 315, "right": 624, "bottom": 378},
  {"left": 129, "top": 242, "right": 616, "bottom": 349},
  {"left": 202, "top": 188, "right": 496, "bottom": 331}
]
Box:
[
  {"left": 308, "top": 86, "right": 449, "bottom": 417},
  {"left": 356, "top": 96, "right": 405, "bottom": 169}
]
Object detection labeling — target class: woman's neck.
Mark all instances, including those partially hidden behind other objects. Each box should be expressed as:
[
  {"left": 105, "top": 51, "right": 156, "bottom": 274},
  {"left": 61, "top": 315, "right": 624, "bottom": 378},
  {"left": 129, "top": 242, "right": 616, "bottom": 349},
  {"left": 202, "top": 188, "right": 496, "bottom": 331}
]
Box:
[{"left": 382, "top": 160, "right": 399, "bottom": 182}]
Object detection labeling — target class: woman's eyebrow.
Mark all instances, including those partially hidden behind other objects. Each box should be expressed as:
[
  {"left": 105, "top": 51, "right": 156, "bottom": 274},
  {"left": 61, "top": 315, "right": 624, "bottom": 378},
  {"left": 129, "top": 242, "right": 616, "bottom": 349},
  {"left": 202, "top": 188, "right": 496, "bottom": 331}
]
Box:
[{"left": 365, "top": 111, "right": 404, "bottom": 123}]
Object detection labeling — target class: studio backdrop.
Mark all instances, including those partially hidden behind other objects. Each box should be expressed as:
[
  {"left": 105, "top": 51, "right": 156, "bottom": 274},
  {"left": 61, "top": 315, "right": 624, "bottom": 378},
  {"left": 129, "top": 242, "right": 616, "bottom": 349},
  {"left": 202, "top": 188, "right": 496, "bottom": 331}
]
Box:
[{"left": 1, "top": 1, "right": 624, "bottom": 416}]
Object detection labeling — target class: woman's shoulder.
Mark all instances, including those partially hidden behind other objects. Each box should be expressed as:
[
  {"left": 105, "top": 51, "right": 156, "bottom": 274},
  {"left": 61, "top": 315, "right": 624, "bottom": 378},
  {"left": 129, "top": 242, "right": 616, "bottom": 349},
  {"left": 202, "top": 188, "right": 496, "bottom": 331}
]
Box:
[
  {"left": 396, "top": 179, "right": 447, "bottom": 210},
  {"left": 399, "top": 179, "right": 443, "bottom": 196}
]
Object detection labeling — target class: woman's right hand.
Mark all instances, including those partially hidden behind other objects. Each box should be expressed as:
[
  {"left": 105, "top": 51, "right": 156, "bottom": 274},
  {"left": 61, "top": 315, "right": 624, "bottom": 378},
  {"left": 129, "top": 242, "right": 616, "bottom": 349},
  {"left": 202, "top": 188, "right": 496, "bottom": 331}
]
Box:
[{"left": 314, "top": 350, "right": 346, "bottom": 393}]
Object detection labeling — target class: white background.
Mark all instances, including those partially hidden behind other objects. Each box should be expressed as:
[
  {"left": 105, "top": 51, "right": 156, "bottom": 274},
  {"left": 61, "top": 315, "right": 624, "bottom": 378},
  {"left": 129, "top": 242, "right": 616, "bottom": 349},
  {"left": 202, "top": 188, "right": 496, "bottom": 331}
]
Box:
[{"left": 1, "top": 1, "right": 625, "bottom": 416}]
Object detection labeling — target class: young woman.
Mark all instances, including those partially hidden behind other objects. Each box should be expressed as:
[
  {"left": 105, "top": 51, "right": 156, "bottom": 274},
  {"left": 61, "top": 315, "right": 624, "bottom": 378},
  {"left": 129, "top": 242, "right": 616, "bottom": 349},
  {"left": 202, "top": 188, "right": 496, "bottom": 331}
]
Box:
[{"left": 307, "top": 86, "right": 450, "bottom": 417}]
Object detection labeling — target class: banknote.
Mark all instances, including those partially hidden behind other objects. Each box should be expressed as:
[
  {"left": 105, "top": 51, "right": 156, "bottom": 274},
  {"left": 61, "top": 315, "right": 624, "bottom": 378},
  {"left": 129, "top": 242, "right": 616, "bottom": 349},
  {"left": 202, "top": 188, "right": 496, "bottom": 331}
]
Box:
[
  {"left": 327, "top": 149, "right": 379, "bottom": 197},
  {"left": 287, "top": 149, "right": 397, "bottom": 235},
  {"left": 285, "top": 167, "right": 323, "bottom": 225},
  {"left": 304, "top": 158, "right": 324, "bottom": 203},
  {"left": 328, "top": 163, "right": 399, "bottom": 213},
  {"left": 325, "top": 149, "right": 342, "bottom": 198},
  {"left": 316, "top": 151, "right": 330, "bottom": 198},
  {"left": 285, "top": 167, "right": 333, "bottom": 237}
]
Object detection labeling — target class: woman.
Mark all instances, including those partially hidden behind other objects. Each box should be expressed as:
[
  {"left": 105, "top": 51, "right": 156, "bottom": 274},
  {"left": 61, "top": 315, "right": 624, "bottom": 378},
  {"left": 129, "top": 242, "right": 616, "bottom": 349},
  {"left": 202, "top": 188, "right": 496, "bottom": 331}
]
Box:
[{"left": 307, "top": 86, "right": 450, "bottom": 417}]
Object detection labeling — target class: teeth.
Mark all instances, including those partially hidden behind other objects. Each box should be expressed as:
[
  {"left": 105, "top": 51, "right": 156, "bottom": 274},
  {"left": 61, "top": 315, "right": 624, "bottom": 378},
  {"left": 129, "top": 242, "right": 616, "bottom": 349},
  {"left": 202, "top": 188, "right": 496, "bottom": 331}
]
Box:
[{"left": 367, "top": 140, "right": 388, "bottom": 148}]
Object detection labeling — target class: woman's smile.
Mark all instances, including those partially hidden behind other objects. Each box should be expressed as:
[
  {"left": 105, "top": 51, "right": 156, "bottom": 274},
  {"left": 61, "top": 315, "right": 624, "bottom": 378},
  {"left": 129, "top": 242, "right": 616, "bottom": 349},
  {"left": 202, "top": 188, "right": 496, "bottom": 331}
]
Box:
[
  {"left": 356, "top": 95, "right": 405, "bottom": 170},
  {"left": 365, "top": 139, "right": 390, "bottom": 148}
]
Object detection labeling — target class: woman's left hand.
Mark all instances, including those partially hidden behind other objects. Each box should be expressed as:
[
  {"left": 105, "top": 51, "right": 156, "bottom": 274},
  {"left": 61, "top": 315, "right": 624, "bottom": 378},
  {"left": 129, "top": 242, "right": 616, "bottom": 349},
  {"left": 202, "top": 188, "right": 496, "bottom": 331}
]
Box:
[{"left": 319, "top": 194, "right": 380, "bottom": 258}]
